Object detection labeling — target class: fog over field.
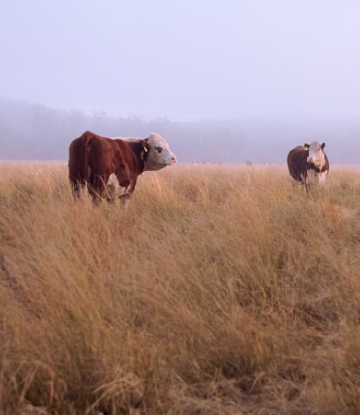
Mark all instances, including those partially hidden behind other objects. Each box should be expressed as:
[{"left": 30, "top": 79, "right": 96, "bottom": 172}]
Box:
[
  {"left": 1, "top": 1, "right": 360, "bottom": 163},
  {"left": 1, "top": 98, "right": 360, "bottom": 164}
]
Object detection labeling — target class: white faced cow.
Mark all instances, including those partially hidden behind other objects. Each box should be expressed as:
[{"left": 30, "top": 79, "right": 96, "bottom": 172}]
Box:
[
  {"left": 287, "top": 141, "right": 329, "bottom": 188},
  {"left": 69, "top": 131, "right": 176, "bottom": 205}
]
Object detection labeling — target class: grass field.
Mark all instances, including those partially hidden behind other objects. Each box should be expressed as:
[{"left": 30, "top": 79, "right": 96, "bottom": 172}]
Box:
[{"left": 1, "top": 162, "right": 360, "bottom": 415}]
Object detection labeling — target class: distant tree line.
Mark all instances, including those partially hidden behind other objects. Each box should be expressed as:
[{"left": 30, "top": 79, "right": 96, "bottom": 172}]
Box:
[{"left": 0, "top": 98, "right": 359, "bottom": 164}]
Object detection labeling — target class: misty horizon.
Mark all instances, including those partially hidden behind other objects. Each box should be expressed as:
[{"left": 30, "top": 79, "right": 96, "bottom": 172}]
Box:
[{"left": 1, "top": 97, "right": 359, "bottom": 164}]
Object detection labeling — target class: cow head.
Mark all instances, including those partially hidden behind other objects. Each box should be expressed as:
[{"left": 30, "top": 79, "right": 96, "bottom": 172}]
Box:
[
  {"left": 306, "top": 141, "right": 326, "bottom": 167},
  {"left": 143, "top": 133, "right": 177, "bottom": 171}
]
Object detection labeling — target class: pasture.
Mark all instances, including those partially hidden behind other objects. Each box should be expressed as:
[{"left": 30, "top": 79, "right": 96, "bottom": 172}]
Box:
[{"left": 1, "top": 162, "right": 360, "bottom": 414}]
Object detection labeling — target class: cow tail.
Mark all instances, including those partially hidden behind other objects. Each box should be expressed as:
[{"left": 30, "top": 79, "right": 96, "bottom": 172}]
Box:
[{"left": 69, "top": 131, "right": 91, "bottom": 196}]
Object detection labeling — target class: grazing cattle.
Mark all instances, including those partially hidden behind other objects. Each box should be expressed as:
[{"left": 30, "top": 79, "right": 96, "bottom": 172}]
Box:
[
  {"left": 246, "top": 160, "right": 255, "bottom": 166},
  {"left": 193, "top": 159, "right": 199, "bottom": 165},
  {"left": 69, "top": 131, "right": 176, "bottom": 205},
  {"left": 217, "top": 160, "right": 223, "bottom": 165},
  {"left": 287, "top": 141, "right": 329, "bottom": 187}
]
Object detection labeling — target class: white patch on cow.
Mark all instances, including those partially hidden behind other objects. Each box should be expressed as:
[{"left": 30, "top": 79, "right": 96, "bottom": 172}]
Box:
[
  {"left": 306, "top": 169, "right": 317, "bottom": 184},
  {"left": 307, "top": 141, "right": 325, "bottom": 169},
  {"left": 107, "top": 173, "right": 131, "bottom": 198},
  {"left": 111, "top": 136, "right": 141, "bottom": 142},
  {"left": 143, "top": 133, "right": 177, "bottom": 171},
  {"left": 306, "top": 169, "right": 328, "bottom": 185}
]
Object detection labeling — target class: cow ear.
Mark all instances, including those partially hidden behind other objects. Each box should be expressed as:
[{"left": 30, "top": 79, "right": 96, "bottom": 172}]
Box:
[
  {"left": 304, "top": 143, "right": 310, "bottom": 150},
  {"left": 141, "top": 139, "right": 149, "bottom": 153},
  {"left": 321, "top": 142, "right": 325, "bottom": 149}
]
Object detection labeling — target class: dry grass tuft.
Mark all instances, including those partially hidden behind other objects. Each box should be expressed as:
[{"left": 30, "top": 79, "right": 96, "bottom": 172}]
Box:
[{"left": 1, "top": 162, "right": 360, "bottom": 414}]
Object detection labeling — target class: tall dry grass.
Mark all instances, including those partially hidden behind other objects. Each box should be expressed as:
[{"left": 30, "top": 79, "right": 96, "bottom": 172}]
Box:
[{"left": 1, "top": 161, "right": 360, "bottom": 414}]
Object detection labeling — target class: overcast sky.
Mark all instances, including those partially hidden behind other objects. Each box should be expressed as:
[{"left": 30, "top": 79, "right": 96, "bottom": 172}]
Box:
[{"left": 1, "top": 0, "right": 360, "bottom": 120}]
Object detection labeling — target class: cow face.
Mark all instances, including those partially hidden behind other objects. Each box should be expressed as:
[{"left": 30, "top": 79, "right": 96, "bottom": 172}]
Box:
[
  {"left": 307, "top": 141, "right": 326, "bottom": 167},
  {"left": 143, "top": 133, "right": 177, "bottom": 171}
]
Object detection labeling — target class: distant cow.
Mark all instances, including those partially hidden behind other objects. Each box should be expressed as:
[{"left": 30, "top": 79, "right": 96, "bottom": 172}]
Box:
[
  {"left": 217, "top": 160, "right": 223, "bottom": 165},
  {"left": 246, "top": 160, "right": 255, "bottom": 166},
  {"left": 69, "top": 131, "right": 176, "bottom": 205},
  {"left": 193, "top": 159, "right": 199, "bottom": 165},
  {"left": 287, "top": 141, "right": 329, "bottom": 187}
]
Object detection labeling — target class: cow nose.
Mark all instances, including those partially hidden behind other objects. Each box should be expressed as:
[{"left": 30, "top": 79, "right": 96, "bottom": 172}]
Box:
[{"left": 171, "top": 155, "right": 177, "bottom": 163}]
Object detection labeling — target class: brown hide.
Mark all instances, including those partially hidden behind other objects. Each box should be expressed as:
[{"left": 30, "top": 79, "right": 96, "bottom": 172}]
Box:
[
  {"left": 287, "top": 146, "right": 329, "bottom": 183},
  {"left": 69, "top": 131, "right": 147, "bottom": 200}
]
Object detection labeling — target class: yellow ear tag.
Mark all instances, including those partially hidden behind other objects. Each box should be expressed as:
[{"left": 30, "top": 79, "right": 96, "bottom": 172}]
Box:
[
  {"left": 144, "top": 147, "right": 148, "bottom": 152},
  {"left": 304, "top": 146, "right": 309, "bottom": 150}
]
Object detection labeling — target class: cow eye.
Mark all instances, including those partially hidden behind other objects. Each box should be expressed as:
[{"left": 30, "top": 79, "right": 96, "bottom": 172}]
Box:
[{"left": 154, "top": 146, "right": 162, "bottom": 153}]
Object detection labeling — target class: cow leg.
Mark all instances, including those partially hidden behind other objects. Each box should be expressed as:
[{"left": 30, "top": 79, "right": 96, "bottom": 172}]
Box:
[
  {"left": 89, "top": 174, "right": 111, "bottom": 203},
  {"left": 119, "top": 194, "right": 131, "bottom": 208},
  {"left": 79, "top": 184, "right": 89, "bottom": 199},
  {"left": 70, "top": 178, "right": 89, "bottom": 200},
  {"left": 106, "top": 197, "right": 116, "bottom": 206},
  {"left": 70, "top": 180, "right": 81, "bottom": 199}
]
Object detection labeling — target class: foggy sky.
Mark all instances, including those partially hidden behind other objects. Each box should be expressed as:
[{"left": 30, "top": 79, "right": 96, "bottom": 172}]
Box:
[{"left": 1, "top": 0, "right": 360, "bottom": 121}]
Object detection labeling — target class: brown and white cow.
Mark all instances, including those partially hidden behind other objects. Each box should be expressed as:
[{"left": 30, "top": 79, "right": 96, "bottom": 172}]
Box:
[
  {"left": 287, "top": 141, "right": 329, "bottom": 187},
  {"left": 69, "top": 131, "right": 176, "bottom": 205}
]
